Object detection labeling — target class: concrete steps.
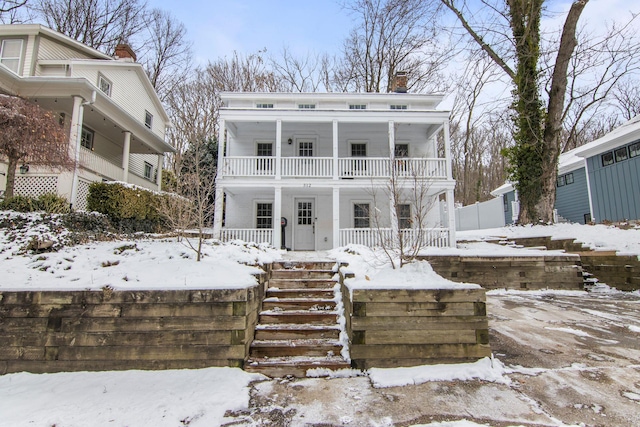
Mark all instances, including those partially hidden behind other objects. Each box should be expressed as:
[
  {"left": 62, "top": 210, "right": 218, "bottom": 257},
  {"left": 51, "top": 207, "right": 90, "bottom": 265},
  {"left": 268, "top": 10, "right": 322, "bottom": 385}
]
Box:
[{"left": 245, "top": 261, "right": 350, "bottom": 377}]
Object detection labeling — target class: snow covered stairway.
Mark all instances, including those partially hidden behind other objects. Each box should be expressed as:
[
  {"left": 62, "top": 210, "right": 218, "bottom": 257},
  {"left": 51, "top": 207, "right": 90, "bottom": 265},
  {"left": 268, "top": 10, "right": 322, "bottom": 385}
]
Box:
[{"left": 245, "top": 261, "right": 350, "bottom": 378}]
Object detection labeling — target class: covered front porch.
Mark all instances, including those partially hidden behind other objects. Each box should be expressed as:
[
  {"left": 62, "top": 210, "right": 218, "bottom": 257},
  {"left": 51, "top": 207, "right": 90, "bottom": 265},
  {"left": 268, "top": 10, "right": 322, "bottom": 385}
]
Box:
[{"left": 213, "top": 185, "right": 455, "bottom": 250}]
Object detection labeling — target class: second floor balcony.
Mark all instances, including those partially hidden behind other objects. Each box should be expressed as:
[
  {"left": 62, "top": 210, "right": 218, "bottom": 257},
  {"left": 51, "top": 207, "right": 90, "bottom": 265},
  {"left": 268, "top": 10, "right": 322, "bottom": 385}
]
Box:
[{"left": 220, "top": 156, "right": 448, "bottom": 180}]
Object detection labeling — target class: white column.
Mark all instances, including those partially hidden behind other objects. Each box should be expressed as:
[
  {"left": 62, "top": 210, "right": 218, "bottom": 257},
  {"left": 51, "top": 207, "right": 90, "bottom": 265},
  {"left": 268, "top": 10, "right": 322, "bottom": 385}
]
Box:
[
  {"left": 122, "top": 131, "right": 131, "bottom": 182},
  {"left": 333, "top": 120, "right": 339, "bottom": 180},
  {"left": 212, "top": 186, "right": 225, "bottom": 240},
  {"left": 156, "top": 154, "right": 163, "bottom": 190},
  {"left": 333, "top": 187, "right": 340, "bottom": 248},
  {"left": 388, "top": 121, "right": 399, "bottom": 244},
  {"left": 388, "top": 120, "right": 395, "bottom": 157},
  {"left": 275, "top": 119, "right": 282, "bottom": 180},
  {"left": 274, "top": 187, "right": 282, "bottom": 249},
  {"left": 447, "top": 189, "right": 456, "bottom": 247},
  {"left": 217, "top": 119, "right": 226, "bottom": 177},
  {"left": 443, "top": 121, "right": 453, "bottom": 180},
  {"left": 69, "top": 95, "right": 84, "bottom": 208}
]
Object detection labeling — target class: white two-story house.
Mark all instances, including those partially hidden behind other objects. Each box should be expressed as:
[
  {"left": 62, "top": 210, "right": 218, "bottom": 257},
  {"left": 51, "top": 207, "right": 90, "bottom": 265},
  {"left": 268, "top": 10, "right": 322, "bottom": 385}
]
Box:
[
  {"left": 212, "top": 87, "right": 456, "bottom": 250},
  {"left": 0, "top": 24, "right": 174, "bottom": 209}
]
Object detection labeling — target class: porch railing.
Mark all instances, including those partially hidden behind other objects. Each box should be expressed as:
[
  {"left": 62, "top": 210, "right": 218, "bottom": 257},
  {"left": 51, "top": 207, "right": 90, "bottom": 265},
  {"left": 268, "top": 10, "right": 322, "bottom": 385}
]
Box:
[
  {"left": 281, "top": 157, "right": 333, "bottom": 177},
  {"left": 79, "top": 148, "right": 124, "bottom": 181},
  {"left": 220, "top": 228, "right": 273, "bottom": 245},
  {"left": 340, "top": 227, "right": 450, "bottom": 248},
  {"left": 220, "top": 156, "right": 447, "bottom": 179}
]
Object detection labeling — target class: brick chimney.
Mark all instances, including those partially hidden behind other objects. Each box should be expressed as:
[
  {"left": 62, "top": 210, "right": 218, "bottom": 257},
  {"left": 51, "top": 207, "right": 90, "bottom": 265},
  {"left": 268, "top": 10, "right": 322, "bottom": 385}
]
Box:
[
  {"left": 391, "top": 71, "right": 408, "bottom": 93},
  {"left": 113, "top": 43, "right": 137, "bottom": 62}
]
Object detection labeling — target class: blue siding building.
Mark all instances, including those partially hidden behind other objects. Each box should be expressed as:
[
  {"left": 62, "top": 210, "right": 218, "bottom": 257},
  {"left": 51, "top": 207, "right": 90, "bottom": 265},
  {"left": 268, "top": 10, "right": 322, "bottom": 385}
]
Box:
[{"left": 492, "top": 115, "right": 640, "bottom": 224}]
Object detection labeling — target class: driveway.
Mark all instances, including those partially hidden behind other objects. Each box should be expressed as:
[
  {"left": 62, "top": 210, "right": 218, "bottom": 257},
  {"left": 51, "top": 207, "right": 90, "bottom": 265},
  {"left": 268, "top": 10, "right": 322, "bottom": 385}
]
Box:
[{"left": 225, "top": 290, "right": 640, "bottom": 427}]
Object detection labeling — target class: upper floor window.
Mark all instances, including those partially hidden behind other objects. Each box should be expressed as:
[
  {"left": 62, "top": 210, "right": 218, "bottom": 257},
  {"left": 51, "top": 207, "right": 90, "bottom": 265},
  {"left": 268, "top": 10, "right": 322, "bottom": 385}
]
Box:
[
  {"left": 557, "top": 175, "right": 565, "bottom": 187},
  {"left": 298, "top": 104, "right": 315, "bottom": 109},
  {"left": 615, "top": 146, "right": 628, "bottom": 162},
  {"left": 390, "top": 105, "right": 407, "bottom": 110},
  {"left": 81, "top": 127, "right": 94, "bottom": 150},
  {"left": 394, "top": 144, "right": 409, "bottom": 158},
  {"left": 557, "top": 172, "right": 574, "bottom": 187},
  {"left": 299, "top": 141, "right": 313, "bottom": 157},
  {"left": 0, "top": 39, "right": 23, "bottom": 74},
  {"left": 256, "top": 142, "right": 273, "bottom": 157},
  {"left": 145, "top": 110, "right": 153, "bottom": 129},
  {"left": 601, "top": 151, "right": 614, "bottom": 167},
  {"left": 144, "top": 162, "right": 153, "bottom": 180},
  {"left": 256, "top": 103, "right": 274, "bottom": 108},
  {"left": 630, "top": 141, "right": 640, "bottom": 158},
  {"left": 98, "top": 74, "right": 112, "bottom": 96},
  {"left": 349, "top": 104, "right": 367, "bottom": 110}
]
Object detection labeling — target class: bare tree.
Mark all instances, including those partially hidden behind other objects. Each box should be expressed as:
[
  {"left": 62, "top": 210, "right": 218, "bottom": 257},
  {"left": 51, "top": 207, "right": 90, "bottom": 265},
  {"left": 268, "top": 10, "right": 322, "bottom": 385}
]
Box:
[
  {"left": 0, "top": 95, "right": 72, "bottom": 198},
  {"left": 440, "top": 0, "right": 589, "bottom": 224},
  {"left": 30, "top": 0, "right": 147, "bottom": 54},
  {"left": 0, "top": 1, "right": 27, "bottom": 23},
  {"left": 338, "top": 0, "right": 451, "bottom": 93},
  {"left": 271, "top": 47, "right": 335, "bottom": 92},
  {"left": 611, "top": 78, "right": 640, "bottom": 122},
  {"left": 164, "top": 67, "right": 219, "bottom": 174},
  {"left": 206, "top": 50, "right": 285, "bottom": 93},
  {"left": 139, "top": 8, "right": 193, "bottom": 101}
]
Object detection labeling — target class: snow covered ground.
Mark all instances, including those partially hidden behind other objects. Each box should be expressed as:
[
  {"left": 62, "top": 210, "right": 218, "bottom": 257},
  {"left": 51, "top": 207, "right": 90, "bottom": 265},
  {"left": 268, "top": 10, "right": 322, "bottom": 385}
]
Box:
[{"left": 2, "top": 212, "right": 640, "bottom": 426}]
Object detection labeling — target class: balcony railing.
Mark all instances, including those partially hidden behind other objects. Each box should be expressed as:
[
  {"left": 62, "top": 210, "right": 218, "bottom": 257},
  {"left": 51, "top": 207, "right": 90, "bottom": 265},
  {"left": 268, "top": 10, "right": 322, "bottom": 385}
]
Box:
[
  {"left": 79, "top": 148, "right": 124, "bottom": 181},
  {"left": 221, "top": 228, "right": 273, "bottom": 244},
  {"left": 221, "top": 156, "right": 447, "bottom": 179},
  {"left": 340, "top": 227, "right": 450, "bottom": 248}
]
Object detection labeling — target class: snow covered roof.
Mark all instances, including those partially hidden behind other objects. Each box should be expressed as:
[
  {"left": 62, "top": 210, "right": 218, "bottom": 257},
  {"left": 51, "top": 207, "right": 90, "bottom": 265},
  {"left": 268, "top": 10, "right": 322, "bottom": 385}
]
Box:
[
  {"left": 575, "top": 114, "right": 640, "bottom": 159},
  {"left": 490, "top": 182, "right": 515, "bottom": 197}
]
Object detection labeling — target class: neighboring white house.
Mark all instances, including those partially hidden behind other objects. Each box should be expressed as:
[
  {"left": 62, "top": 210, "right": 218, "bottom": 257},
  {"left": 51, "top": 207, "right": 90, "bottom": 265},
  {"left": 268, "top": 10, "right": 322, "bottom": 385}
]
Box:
[
  {"left": 212, "top": 85, "right": 456, "bottom": 250},
  {"left": 0, "top": 24, "right": 174, "bottom": 209}
]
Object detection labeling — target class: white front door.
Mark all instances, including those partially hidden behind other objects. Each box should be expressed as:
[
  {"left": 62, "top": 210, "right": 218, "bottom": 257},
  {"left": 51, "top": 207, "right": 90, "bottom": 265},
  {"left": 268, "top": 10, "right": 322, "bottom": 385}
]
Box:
[{"left": 294, "top": 198, "right": 315, "bottom": 250}]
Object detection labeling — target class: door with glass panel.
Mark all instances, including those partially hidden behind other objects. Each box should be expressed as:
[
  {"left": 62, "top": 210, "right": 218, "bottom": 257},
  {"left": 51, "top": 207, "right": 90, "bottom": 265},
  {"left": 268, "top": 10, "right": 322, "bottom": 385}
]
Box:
[{"left": 294, "top": 198, "right": 315, "bottom": 250}]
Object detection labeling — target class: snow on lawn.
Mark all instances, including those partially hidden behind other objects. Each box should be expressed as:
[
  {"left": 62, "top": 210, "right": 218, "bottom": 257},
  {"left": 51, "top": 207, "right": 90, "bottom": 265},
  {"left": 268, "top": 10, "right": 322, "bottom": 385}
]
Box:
[
  {"left": 458, "top": 223, "right": 640, "bottom": 256},
  {"left": 0, "top": 212, "right": 280, "bottom": 291},
  {"left": 0, "top": 367, "right": 265, "bottom": 427},
  {"left": 329, "top": 244, "right": 480, "bottom": 291}
]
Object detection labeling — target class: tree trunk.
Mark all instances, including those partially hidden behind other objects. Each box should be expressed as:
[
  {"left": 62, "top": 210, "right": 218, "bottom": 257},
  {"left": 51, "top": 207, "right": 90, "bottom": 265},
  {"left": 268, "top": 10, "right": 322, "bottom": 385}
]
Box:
[
  {"left": 5, "top": 156, "right": 18, "bottom": 199},
  {"left": 535, "top": 0, "right": 589, "bottom": 222}
]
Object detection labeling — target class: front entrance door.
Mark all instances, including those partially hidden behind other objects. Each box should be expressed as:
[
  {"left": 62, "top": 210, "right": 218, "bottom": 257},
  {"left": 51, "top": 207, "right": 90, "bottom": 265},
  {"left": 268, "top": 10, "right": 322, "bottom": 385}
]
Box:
[{"left": 294, "top": 198, "right": 315, "bottom": 250}]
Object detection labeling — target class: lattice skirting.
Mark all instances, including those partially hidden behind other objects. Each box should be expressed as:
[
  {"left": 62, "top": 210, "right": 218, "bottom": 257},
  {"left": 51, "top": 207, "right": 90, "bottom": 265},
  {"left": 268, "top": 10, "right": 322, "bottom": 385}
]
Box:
[
  {"left": 14, "top": 175, "right": 59, "bottom": 198},
  {"left": 76, "top": 179, "right": 91, "bottom": 211}
]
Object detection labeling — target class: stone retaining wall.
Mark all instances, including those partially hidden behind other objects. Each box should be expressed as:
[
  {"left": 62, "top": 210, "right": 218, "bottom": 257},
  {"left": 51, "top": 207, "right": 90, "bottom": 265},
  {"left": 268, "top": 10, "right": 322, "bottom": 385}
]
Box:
[
  {"left": 421, "top": 255, "right": 584, "bottom": 290},
  {"left": 0, "top": 277, "right": 266, "bottom": 374},
  {"left": 344, "top": 285, "right": 491, "bottom": 369}
]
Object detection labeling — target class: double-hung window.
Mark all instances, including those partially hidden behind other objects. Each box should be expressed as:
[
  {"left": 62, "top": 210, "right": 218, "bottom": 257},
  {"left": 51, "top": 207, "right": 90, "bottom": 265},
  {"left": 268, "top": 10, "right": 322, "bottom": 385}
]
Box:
[
  {"left": 353, "top": 203, "right": 370, "bottom": 228},
  {"left": 144, "top": 162, "right": 153, "bottom": 180},
  {"left": 98, "top": 74, "right": 112, "bottom": 96},
  {"left": 145, "top": 110, "right": 153, "bottom": 129},
  {"left": 0, "top": 39, "right": 23, "bottom": 74},
  {"left": 398, "top": 204, "right": 412, "bottom": 229},
  {"left": 256, "top": 142, "right": 273, "bottom": 173},
  {"left": 80, "top": 127, "right": 95, "bottom": 150},
  {"left": 256, "top": 203, "right": 273, "bottom": 229}
]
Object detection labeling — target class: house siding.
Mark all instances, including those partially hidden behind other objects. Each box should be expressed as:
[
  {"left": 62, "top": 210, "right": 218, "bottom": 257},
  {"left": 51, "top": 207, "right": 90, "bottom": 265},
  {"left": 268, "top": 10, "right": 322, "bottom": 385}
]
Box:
[
  {"left": 36, "top": 35, "right": 92, "bottom": 62},
  {"left": 71, "top": 64, "right": 166, "bottom": 139},
  {"left": 555, "top": 167, "right": 591, "bottom": 224},
  {"left": 587, "top": 151, "right": 640, "bottom": 222}
]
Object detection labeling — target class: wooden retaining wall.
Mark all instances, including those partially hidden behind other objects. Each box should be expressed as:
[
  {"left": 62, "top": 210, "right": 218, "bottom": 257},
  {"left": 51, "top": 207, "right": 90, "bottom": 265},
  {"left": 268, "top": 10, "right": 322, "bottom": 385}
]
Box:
[
  {"left": 0, "top": 278, "right": 266, "bottom": 375},
  {"left": 420, "top": 255, "right": 584, "bottom": 290},
  {"left": 345, "top": 285, "right": 491, "bottom": 369}
]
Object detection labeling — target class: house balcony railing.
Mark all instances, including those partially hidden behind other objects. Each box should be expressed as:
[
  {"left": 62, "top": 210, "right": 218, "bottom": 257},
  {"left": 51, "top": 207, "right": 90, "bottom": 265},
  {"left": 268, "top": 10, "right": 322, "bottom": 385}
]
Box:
[
  {"left": 221, "top": 156, "right": 447, "bottom": 179},
  {"left": 79, "top": 148, "right": 124, "bottom": 181},
  {"left": 339, "top": 227, "right": 450, "bottom": 248}
]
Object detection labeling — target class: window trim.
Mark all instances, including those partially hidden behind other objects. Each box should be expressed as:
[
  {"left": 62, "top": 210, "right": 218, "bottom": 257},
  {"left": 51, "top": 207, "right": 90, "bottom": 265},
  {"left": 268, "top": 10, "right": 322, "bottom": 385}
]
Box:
[
  {"left": 255, "top": 141, "right": 274, "bottom": 157},
  {"left": 143, "top": 161, "right": 153, "bottom": 180},
  {"left": 394, "top": 143, "right": 410, "bottom": 158},
  {"left": 255, "top": 201, "right": 274, "bottom": 229},
  {"left": 629, "top": 141, "right": 640, "bottom": 158},
  {"left": 80, "top": 126, "right": 95, "bottom": 150},
  {"left": 144, "top": 110, "right": 153, "bottom": 129},
  {"left": 565, "top": 172, "right": 574, "bottom": 185},
  {"left": 0, "top": 38, "right": 24, "bottom": 74},
  {"left": 556, "top": 175, "right": 565, "bottom": 187},
  {"left": 353, "top": 202, "right": 370, "bottom": 228},
  {"left": 350, "top": 141, "right": 368, "bottom": 157},
  {"left": 98, "top": 73, "right": 112, "bottom": 96},
  {"left": 298, "top": 140, "right": 314, "bottom": 157}
]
